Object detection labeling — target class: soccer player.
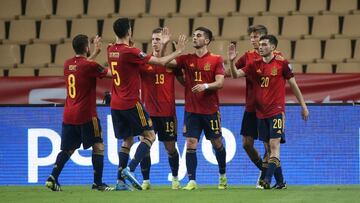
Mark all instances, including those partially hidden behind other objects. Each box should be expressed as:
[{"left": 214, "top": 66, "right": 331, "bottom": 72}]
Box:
[
  {"left": 107, "top": 18, "right": 186, "bottom": 190},
  {"left": 166, "top": 27, "right": 227, "bottom": 190},
  {"left": 45, "top": 34, "right": 113, "bottom": 192},
  {"left": 229, "top": 34, "right": 309, "bottom": 189},
  {"left": 139, "top": 27, "right": 183, "bottom": 190},
  {"left": 226, "top": 25, "right": 280, "bottom": 188}
]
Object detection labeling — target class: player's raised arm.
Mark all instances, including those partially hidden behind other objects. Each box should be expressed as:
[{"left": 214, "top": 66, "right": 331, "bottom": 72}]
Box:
[
  {"left": 288, "top": 77, "right": 309, "bottom": 121},
  {"left": 87, "top": 35, "right": 102, "bottom": 61},
  {"left": 228, "top": 43, "right": 246, "bottom": 78},
  {"left": 160, "top": 27, "right": 171, "bottom": 57},
  {"left": 148, "top": 34, "right": 187, "bottom": 66}
]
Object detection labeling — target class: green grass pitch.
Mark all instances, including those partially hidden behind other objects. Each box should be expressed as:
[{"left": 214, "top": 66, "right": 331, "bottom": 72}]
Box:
[{"left": 1, "top": 185, "right": 359, "bottom": 203}]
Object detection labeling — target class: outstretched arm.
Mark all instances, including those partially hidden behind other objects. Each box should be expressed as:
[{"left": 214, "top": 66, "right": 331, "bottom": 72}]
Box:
[
  {"left": 288, "top": 77, "right": 309, "bottom": 121},
  {"left": 148, "top": 35, "right": 187, "bottom": 66}
]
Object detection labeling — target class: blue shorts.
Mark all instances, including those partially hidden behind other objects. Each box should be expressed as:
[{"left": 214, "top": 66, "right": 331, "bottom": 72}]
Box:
[
  {"left": 183, "top": 111, "right": 222, "bottom": 140},
  {"left": 111, "top": 102, "right": 153, "bottom": 139},
  {"left": 240, "top": 111, "right": 258, "bottom": 139},
  {"left": 61, "top": 117, "right": 103, "bottom": 150},
  {"left": 151, "top": 116, "right": 177, "bottom": 142},
  {"left": 258, "top": 113, "right": 286, "bottom": 143}
]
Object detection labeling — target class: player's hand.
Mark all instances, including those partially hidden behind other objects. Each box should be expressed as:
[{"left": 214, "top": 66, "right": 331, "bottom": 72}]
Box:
[
  {"left": 161, "top": 27, "right": 171, "bottom": 45},
  {"left": 301, "top": 107, "right": 309, "bottom": 121},
  {"left": 93, "top": 35, "right": 102, "bottom": 53},
  {"left": 174, "top": 34, "right": 187, "bottom": 53},
  {"left": 191, "top": 84, "right": 207, "bottom": 93},
  {"left": 228, "top": 42, "right": 238, "bottom": 61}
]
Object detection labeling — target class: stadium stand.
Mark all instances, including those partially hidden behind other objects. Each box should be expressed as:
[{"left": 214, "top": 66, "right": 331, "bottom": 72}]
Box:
[{"left": 54, "top": 0, "right": 83, "bottom": 18}]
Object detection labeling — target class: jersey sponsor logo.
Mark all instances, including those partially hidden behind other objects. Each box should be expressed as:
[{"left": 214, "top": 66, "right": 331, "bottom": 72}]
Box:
[
  {"left": 271, "top": 66, "right": 278, "bottom": 76},
  {"left": 189, "top": 63, "right": 195, "bottom": 68},
  {"left": 109, "top": 52, "right": 119, "bottom": 58},
  {"left": 256, "top": 69, "right": 262, "bottom": 74},
  {"left": 138, "top": 52, "right": 147, "bottom": 59},
  {"left": 166, "top": 68, "right": 173, "bottom": 73},
  {"left": 69, "top": 65, "right": 77, "bottom": 71},
  {"left": 276, "top": 130, "right": 282, "bottom": 134},
  {"left": 147, "top": 65, "right": 153, "bottom": 71},
  {"left": 204, "top": 62, "right": 211, "bottom": 71}
]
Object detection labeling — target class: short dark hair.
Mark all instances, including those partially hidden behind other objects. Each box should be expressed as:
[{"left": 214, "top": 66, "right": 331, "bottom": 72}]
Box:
[
  {"left": 113, "top": 17, "right": 131, "bottom": 38},
  {"left": 152, "top": 27, "right": 162, "bottom": 34},
  {"left": 260, "top": 34, "right": 278, "bottom": 48},
  {"left": 247, "top": 25, "right": 268, "bottom": 36},
  {"left": 72, "top": 34, "right": 89, "bottom": 55},
  {"left": 194, "top": 27, "right": 214, "bottom": 42}
]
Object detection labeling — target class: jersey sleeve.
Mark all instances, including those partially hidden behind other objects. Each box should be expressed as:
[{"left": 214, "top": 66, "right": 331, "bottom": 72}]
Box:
[
  {"left": 215, "top": 56, "right": 225, "bottom": 75},
  {"left": 282, "top": 60, "right": 294, "bottom": 80},
  {"left": 235, "top": 54, "right": 247, "bottom": 69},
  {"left": 127, "top": 47, "right": 151, "bottom": 65},
  {"left": 89, "top": 61, "right": 108, "bottom": 78}
]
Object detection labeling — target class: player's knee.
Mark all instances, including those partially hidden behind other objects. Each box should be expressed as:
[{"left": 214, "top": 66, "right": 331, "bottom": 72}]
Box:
[
  {"left": 92, "top": 142, "right": 104, "bottom": 155},
  {"left": 122, "top": 137, "right": 134, "bottom": 148},
  {"left": 164, "top": 141, "right": 177, "bottom": 154},
  {"left": 211, "top": 137, "right": 223, "bottom": 149},
  {"left": 186, "top": 138, "right": 198, "bottom": 149},
  {"left": 142, "top": 130, "right": 156, "bottom": 143}
]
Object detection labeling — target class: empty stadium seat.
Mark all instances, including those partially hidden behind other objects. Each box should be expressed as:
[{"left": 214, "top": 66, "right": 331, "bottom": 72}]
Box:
[
  {"left": 86, "top": 0, "right": 115, "bottom": 17},
  {"left": 24, "top": 0, "right": 52, "bottom": 19},
  {"left": 236, "top": 40, "right": 254, "bottom": 55},
  {"left": 336, "top": 62, "right": 360, "bottom": 73},
  {"left": 53, "top": 43, "right": 73, "bottom": 66},
  {"left": 319, "top": 39, "right": 351, "bottom": 62},
  {"left": 148, "top": 0, "right": 177, "bottom": 17},
  {"left": 163, "top": 17, "right": 191, "bottom": 40},
  {"left": 19, "top": 44, "right": 51, "bottom": 68},
  {"left": 293, "top": 39, "right": 321, "bottom": 63},
  {"left": 341, "top": 14, "right": 360, "bottom": 37},
  {"left": 55, "top": 0, "right": 83, "bottom": 18},
  {"left": 7, "top": 20, "right": 36, "bottom": 43},
  {"left": 253, "top": 16, "right": 279, "bottom": 35},
  {"left": 306, "top": 63, "right": 334, "bottom": 73},
  {"left": 277, "top": 39, "right": 292, "bottom": 60},
  {"left": 102, "top": 18, "right": 117, "bottom": 42},
  {"left": 37, "top": 19, "right": 67, "bottom": 43},
  {"left": 328, "top": 0, "right": 358, "bottom": 14},
  {"left": 281, "top": 16, "right": 309, "bottom": 39},
  {"left": 70, "top": 19, "right": 98, "bottom": 39},
  {"left": 0, "top": 0, "right": 21, "bottom": 20},
  {"left": 118, "top": 0, "right": 146, "bottom": 17},
  {"left": 237, "top": 0, "right": 266, "bottom": 16},
  {"left": 292, "top": 0, "right": 327, "bottom": 15},
  {"left": 132, "top": 17, "right": 160, "bottom": 41},
  {"left": 0, "top": 44, "right": 20, "bottom": 68},
  {"left": 208, "top": 0, "right": 236, "bottom": 16},
  {"left": 8, "top": 68, "right": 35, "bottom": 76},
  {"left": 38, "top": 67, "right": 64, "bottom": 76},
  {"left": 263, "top": 0, "right": 296, "bottom": 15},
  {"left": 178, "top": 0, "right": 206, "bottom": 16},
  {"left": 222, "top": 16, "right": 248, "bottom": 40},
  {"left": 350, "top": 40, "right": 360, "bottom": 61},
  {"left": 0, "top": 20, "right": 4, "bottom": 41},
  {"left": 0, "top": 68, "right": 4, "bottom": 77},
  {"left": 208, "top": 40, "right": 228, "bottom": 60},
  {"left": 309, "top": 15, "right": 339, "bottom": 38},
  {"left": 193, "top": 17, "right": 219, "bottom": 37}
]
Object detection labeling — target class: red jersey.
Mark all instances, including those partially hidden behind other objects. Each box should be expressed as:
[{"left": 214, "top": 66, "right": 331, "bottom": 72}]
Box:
[
  {"left": 235, "top": 50, "right": 282, "bottom": 112},
  {"left": 107, "top": 43, "right": 151, "bottom": 110},
  {"left": 242, "top": 55, "right": 294, "bottom": 119},
  {"left": 175, "top": 52, "right": 225, "bottom": 114},
  {"left": 140, "top": 63, "right": 182, "bottom": 117},
  {"left": 63, "top": 56, "right": 108, "bottom": 124}
]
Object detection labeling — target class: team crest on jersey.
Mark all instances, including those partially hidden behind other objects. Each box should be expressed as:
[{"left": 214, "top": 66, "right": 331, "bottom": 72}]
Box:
[
  {"left": 271, "top": 67, "right": 278, "bottom": 76},
  {"left": 189, "top": 63, "right": 195, "bottom": 68},
  {"left": 204, "top": 63, "right": 211, "bottom": 71},
  {"left": 69, "top": 65, "right": 77, "bottom": 71},
  {"left": 138, "top": 52, "right": 147, "bottom": 59},
  {"left": 109, "top": 52, "right": 119, "bottom": 58}
]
